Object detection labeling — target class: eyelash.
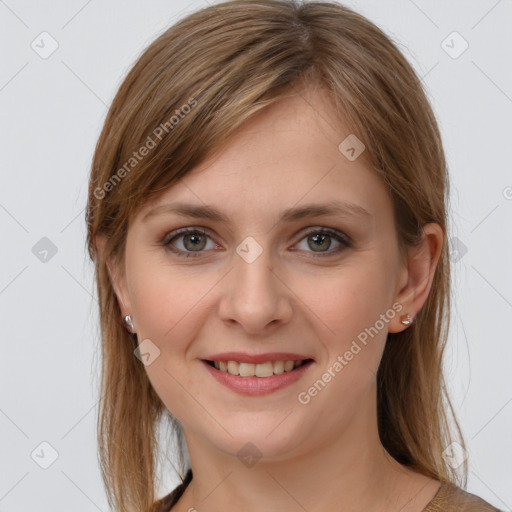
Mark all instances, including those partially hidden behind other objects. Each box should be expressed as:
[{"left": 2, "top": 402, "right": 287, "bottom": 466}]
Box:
[{"left": 161, "top": 227, "right": 352, "bottom": 259}]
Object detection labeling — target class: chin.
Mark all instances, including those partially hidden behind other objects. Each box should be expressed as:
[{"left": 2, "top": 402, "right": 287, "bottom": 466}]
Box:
[{"left": 197, "top": 419, "right": 309, "bottom": 463}]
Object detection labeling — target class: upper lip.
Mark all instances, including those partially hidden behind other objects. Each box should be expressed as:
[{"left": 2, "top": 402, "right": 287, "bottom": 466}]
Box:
[{"left": 202, "top": 352, "right": 314, "bottom": 364}]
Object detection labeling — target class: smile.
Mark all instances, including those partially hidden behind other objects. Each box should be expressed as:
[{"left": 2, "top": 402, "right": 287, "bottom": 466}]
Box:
[
  {"left": 201, "top": 359, "right": 315, "bottom": 395},
  {"left": 205, "top": 359, "right": 312, "bottom": 377}
]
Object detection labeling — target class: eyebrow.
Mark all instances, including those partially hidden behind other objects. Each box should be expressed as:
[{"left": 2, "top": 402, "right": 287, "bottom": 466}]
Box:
[{"left": 142, "top": 200, "right": 371, "bottom": 224}]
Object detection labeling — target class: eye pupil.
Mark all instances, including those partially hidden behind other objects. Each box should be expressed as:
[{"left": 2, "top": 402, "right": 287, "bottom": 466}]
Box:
[
  {"left": 184, "top": 233, "right": 206, "bottom": 251},
  {"left": 308, "top": 233, "right": 331, "bottom": 251}
]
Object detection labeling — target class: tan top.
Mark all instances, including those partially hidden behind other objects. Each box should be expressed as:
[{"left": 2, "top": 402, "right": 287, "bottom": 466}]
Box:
[
  {"left": 422, "top": 481, "right": 501, "bottom": 511},
  {"left": 151, "top": 470, "right": 502, "bottom": 512}
]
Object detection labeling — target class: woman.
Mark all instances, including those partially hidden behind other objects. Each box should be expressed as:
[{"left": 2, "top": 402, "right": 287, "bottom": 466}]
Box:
[{"left": 86, "top": 1, "right": 501, "bottom": 510}]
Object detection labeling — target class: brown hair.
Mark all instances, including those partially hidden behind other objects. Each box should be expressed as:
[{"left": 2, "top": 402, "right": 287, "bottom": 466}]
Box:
[{"left": 86, "top": 1, "right": 467, "bottom": 510}]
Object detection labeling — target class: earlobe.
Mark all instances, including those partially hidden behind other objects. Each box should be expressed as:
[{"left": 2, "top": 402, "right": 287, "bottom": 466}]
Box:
[
  {"left": 389, "top": 223, "right": 444, "bottom": 333},
  {"left": 95, "top": 234, "right": 132, "bottom": 315}
]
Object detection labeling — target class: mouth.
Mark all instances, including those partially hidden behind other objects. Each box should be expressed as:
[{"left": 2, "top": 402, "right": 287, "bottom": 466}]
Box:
[
  {"left": 202, "top": 358, "right": 315, "bottom": 378},
  {"left": 201, "top": 357, "right": 315, "bottom": 395}
]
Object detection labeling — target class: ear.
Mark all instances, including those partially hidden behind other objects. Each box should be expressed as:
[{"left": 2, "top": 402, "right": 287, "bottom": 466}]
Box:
[
  {"left": 388, "top": 223, "right": 444, "bottom": 333},
  {"left": 95, "top": 234, "right": 132, "bottom": 315}
]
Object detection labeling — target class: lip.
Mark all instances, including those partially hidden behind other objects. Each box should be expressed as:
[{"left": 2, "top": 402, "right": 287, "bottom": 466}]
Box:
[
  {"left": 200, "top": 359, "right": 315, "bottom": 396},
  {"left": 202, "top": 352, "right": 314, "bottom": 364}
]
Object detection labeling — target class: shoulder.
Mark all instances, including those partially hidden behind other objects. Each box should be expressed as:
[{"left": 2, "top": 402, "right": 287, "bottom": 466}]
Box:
[{"left": 424, "top": 482, "right": 502, "bottom": 512}]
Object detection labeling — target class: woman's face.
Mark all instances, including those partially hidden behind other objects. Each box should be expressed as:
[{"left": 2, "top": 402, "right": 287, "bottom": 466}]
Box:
[{"left": 110, "top": 86, "right": 423, "bottom": 462}]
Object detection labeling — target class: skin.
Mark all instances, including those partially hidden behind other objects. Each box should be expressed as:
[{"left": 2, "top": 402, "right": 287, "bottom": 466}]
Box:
[{"left": 99, "top": 83, "right": 444, "bottom": 512}]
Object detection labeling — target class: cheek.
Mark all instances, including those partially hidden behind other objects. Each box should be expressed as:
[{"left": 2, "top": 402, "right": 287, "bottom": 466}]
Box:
[
  {"left": 127, "top": 265, "right": 212, "bottom": 417},
  {"left": 301, "top": 261, "right": 393, "bottom": 341},
  {"left": 129, "top": 266, "right": 211, "bottom": 345},
  {"left": 294, "top": 267, "right": 393, "bottom": 422},
  {"left": 298, "top": 267, "right": 396, "bottom": 406}
]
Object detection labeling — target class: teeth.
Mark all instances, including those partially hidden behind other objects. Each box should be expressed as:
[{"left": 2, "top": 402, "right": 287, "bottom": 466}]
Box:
[
  {"left": 273, "top": 360, "right": 284, "bottom": 374},
  {"left": 255, "top": 362, "right": 275, "bottom": 377},
  {"left": 227, "top": 360, "right": 239, "bottom": 375},
  {"left": 284, "top": 360, "right": 294, "bottom": 371},
  {"left": 211, "top": 359, "right": 307, "bottom": 377}
]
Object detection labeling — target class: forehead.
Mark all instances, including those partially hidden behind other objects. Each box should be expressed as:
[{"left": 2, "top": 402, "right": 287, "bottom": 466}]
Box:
[{"left": 137, "top": 87, "right": 392, "bottom": 229}]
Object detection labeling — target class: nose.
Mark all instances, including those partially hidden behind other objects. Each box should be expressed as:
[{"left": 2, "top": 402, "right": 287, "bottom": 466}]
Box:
[{"left": 217, "top": 244, "right": 293, "bottom": 335}]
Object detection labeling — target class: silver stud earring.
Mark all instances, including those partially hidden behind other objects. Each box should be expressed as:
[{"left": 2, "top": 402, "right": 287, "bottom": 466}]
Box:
[
  {"left": 123, "top": 315, "right": 135, "bottom": 333},
  {"left": 400, "top": 313, "right": 414, "bottom": 326}
]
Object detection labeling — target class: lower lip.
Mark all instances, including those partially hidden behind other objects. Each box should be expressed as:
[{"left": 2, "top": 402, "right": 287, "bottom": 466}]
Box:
[{"left": 201, "top": 360, "right": 314, "bottom": 396}]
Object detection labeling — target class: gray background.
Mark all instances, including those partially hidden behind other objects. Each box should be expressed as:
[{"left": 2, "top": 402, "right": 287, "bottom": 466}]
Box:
[{"left": 1, "top": 0, "right": 511, "bottom": 510}]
